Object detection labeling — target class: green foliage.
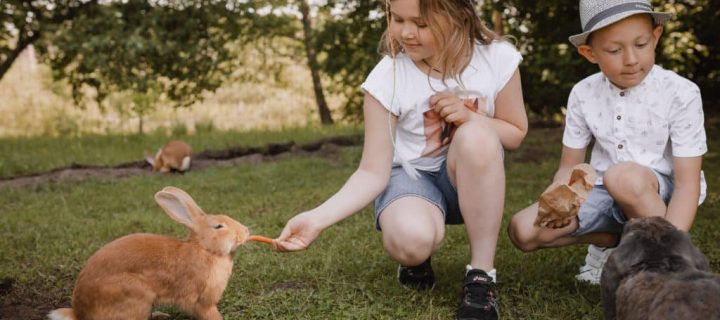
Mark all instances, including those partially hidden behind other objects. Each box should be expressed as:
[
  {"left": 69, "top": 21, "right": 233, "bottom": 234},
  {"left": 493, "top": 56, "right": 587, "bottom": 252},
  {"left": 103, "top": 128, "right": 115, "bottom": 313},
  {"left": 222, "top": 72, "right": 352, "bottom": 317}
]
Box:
[
  {"left": 5, "top": 1, "right": 718, "bottom": 124},
  {"left": 0, "top": 0, "right": 99, "bottom": 78},
  {"left": 39, "top": 1, "right": 248, "bottom": 110},
  {"left": 315, "top": 0, "right": 385, "bottom": 121},
  {"left": 480, "top": 0, "right": 720, "bottom": 117},
  {"left": 655, "top": 1, "right": 720, "bottom": 106}
]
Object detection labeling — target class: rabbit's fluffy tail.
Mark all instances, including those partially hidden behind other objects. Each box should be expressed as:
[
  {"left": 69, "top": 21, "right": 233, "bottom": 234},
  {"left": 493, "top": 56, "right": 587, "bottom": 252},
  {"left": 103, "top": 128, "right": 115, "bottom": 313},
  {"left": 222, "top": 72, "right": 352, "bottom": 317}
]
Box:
[
  {"left": 48, "top": 308, "right": 76, "bottom": 320},
  {"left": 180, "top": 156, "right": 191, "bottom": 171}
]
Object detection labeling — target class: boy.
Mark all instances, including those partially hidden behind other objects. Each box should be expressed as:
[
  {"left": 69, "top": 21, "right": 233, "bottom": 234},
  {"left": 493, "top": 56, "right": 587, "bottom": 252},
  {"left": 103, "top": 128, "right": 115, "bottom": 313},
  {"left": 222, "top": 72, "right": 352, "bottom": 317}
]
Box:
[{"left": 507, "top": 0, "right": 707, "bottom": 284}]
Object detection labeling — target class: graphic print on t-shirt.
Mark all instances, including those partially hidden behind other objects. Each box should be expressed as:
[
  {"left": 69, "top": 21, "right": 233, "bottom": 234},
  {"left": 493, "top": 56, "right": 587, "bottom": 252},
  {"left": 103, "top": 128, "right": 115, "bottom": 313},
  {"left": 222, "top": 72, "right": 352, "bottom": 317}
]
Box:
[{"left": 420, "top": 96, "right": 486, "bottom": 157}]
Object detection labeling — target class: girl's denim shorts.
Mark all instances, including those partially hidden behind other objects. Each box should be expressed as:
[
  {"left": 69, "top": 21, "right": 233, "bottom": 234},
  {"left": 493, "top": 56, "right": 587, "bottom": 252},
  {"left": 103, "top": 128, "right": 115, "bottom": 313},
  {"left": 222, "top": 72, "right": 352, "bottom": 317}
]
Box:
[
  {"left": 571, "top": 169, "right": 674, "bottom": 236},
  {"left": 373, "top": 161, "right": 464, "bottom": 231}
]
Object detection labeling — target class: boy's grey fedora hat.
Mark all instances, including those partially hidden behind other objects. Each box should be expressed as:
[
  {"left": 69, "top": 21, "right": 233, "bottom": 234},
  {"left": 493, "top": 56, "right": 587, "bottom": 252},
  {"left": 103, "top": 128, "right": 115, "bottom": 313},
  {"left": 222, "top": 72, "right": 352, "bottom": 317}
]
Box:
[{"left": 569, "top": 0, "right": 671, "bottom": 47}]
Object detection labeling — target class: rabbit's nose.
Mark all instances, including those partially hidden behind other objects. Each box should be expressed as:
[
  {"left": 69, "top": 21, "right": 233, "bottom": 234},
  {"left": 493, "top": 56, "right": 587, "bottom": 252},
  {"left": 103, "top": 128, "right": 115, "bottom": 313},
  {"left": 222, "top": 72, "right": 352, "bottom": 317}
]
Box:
[{"left": 238, "top": 228, "right": 250, "bottom": 243}]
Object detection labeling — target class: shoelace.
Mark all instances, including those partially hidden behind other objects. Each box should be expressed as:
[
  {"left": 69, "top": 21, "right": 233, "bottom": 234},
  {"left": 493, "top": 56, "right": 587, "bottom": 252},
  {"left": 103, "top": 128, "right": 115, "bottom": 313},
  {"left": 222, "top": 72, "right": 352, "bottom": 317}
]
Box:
[
  {"left": 463, "top": 283, "right": 497, "bottom": 309},
  {"left": 462, "top": 272, "right": 498, "bottom": 312}
]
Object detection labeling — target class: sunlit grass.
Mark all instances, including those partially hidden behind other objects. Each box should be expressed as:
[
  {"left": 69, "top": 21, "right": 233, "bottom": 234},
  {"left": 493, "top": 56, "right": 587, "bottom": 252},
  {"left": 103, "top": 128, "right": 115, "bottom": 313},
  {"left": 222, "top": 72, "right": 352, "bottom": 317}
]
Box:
[
  {"left": 0, "top": 46, "right": 346, "bottom": 137},
  {"left": 0, "top": 125, "right": 362, "bottom": 178},
  {"left": 1, "top": 127, "right": 718, "bottom": 319},
  {"left": 1, "top": 47, "right": 718, "bottom": 320}
]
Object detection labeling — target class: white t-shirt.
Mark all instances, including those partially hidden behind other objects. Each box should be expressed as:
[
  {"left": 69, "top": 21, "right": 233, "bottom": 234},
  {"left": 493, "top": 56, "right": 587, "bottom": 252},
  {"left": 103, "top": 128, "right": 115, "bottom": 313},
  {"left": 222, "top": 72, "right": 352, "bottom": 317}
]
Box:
[
  {"left": 563, "top": 65, "right": 707, "bottom": 203},
  {"left": 361, "top": 41, "right": 522, "bottom": 172}
]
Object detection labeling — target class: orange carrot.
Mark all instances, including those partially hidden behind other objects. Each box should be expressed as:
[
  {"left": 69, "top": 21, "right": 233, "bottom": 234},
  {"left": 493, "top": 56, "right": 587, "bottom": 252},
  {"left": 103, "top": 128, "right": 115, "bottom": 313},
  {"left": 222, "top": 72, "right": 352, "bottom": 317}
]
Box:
[{"left": 248, "top": 235, "right": 273, "bottom": 244}]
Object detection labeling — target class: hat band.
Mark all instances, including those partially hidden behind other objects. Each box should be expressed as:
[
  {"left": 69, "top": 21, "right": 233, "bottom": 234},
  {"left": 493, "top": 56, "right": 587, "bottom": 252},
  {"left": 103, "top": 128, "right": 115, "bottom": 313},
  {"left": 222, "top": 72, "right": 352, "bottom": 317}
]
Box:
[{"left": 583, "top": 2, "right": 653, "bottom": 32}]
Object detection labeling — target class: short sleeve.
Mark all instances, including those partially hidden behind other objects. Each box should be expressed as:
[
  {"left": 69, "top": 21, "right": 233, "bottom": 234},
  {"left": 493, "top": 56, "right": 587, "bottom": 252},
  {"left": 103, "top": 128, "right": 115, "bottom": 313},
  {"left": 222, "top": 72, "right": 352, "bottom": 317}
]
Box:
[
  {"left": 562, "top": 88, "right": 592, "bottom": 149},
  {"left": 490, "top": 41, "right": 523, "bottom": 94},
  {"left": 360, "top": 56, "right": 400, "bottom": 115},
  {"left": 669, "top": 83, "right": 707, "bottom": 157}
]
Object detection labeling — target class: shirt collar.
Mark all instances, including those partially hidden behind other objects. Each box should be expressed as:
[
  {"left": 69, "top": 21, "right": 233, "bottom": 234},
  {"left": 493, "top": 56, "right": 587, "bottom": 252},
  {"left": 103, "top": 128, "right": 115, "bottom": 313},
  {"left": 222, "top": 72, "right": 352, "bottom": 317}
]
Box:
[{"left": 601, "top": 65, "right": 658, "bottom": 97}]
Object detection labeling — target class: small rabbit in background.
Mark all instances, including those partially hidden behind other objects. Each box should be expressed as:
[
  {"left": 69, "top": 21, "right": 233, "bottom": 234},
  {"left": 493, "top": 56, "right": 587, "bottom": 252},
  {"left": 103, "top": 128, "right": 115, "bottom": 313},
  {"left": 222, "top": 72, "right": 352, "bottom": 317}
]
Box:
[
  {"left": 601, "top": 216, "right": 720, "bottom": 320},
  {"left": 145, "top": 140, "right": 192, "bottom": 172},
  {"left": 48, "top": 186, "right": 250, "bottom": 320}
]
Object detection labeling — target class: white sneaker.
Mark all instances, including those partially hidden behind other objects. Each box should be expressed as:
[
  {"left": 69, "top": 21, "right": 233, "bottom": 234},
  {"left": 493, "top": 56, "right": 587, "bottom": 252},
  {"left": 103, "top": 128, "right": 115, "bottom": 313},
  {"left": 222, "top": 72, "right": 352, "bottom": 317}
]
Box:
[{"left": 575, "top": 244, "right": 614, "bottom": 285}]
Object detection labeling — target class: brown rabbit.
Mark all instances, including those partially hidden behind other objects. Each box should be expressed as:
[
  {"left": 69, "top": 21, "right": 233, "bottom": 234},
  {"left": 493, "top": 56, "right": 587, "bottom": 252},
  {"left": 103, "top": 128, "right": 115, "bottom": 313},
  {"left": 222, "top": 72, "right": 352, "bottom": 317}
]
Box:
[
  {"left": 145, "top": 140, "right": 192, "bottom": 172},
  {"left": 48, "top": 186, "right": 250, "bottom": 320}
]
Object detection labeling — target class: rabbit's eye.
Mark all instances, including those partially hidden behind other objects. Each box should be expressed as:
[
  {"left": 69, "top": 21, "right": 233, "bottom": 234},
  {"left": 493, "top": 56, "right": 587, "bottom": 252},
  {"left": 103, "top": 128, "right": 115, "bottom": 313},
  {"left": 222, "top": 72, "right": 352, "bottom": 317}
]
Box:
[{"left": 214, "top": 224, "right": 224, "bottom": 229}]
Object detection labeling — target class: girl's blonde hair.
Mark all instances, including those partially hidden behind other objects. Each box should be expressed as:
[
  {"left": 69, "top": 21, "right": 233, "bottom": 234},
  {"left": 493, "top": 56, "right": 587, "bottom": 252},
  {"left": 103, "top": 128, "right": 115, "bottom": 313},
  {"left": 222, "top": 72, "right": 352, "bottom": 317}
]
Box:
[{"left": 381, "top": 0, "right": 500, "bottom": 85}]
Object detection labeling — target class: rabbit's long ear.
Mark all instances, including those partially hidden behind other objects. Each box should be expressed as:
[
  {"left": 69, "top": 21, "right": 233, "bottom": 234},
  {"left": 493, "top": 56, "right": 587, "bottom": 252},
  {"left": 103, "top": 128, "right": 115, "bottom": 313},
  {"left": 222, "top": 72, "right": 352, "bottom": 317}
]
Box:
[
  {"left": 155, "top": 190, "right": 199, "bottom": 230},
  {"left": 161, "top": 186, "right": 205, "bottom": 216}
]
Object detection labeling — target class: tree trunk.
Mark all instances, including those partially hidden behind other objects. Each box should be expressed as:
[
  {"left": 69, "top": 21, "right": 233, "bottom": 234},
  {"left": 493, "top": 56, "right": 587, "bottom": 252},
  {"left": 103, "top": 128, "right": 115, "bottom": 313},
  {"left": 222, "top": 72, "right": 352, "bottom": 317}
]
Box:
[
  {"left": 492, "top": 10, "right": 503, "bottom": 36},
  {"left": 0, "top": 0, "right": 99, "bottom": 81},
  {"left": 299, "top": 1, "right": 334, "bottom": 125},
  {"left": 0, "top": 33, "right": 40, "bottom": 80}
]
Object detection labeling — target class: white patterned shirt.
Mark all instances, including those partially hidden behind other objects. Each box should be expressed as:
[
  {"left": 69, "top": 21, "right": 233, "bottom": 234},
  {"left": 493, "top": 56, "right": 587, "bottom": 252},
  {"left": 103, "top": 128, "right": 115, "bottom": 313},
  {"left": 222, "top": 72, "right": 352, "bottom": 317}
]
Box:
[
  {"left": 563, "top": 65, "right": 707, "bottom": 203},
  {"left": 361, "top": 41, "right": 522, "bottom": 172}
]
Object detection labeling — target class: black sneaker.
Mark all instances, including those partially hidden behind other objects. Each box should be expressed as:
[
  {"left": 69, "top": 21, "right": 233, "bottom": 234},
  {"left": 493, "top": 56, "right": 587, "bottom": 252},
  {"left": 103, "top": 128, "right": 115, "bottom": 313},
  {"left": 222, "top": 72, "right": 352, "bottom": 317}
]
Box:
[
  {"left": 456, "top": 269, "right": 499, "bottom": 320},
  {"left": 397, "top": 257, "right": 435, "bottom": 290}
]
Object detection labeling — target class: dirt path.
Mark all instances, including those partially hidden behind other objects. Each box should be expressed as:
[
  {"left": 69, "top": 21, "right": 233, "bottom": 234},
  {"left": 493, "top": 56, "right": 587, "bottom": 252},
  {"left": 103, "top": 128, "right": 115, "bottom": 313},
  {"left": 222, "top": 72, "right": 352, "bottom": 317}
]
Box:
[{"left": 0, "top": 135, "right": 361, "bottom": 189}]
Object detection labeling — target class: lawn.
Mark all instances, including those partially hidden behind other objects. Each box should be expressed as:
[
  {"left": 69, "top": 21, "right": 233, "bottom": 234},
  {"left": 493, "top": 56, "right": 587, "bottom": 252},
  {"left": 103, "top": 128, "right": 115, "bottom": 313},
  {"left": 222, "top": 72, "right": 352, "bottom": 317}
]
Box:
[{"left": 0, "top": 125, "right": 717, "bottom": 319}]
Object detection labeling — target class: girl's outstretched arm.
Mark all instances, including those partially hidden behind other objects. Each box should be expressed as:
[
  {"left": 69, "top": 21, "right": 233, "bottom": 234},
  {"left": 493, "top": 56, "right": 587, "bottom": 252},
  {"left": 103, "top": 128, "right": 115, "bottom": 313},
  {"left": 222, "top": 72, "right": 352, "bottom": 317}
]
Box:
[{"left": 274, "top": 94, "right": 395, "bottom": 252}]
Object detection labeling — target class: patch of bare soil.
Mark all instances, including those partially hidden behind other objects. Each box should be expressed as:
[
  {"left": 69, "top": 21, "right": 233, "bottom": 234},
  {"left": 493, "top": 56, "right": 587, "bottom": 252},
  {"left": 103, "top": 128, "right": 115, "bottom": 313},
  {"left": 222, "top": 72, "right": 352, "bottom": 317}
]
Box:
[
  {"left": 0, "top": 277, "right": 69, "bottom": 320},
  {"left": 0, "top": 135, "right": 361, "bottom": 189}
]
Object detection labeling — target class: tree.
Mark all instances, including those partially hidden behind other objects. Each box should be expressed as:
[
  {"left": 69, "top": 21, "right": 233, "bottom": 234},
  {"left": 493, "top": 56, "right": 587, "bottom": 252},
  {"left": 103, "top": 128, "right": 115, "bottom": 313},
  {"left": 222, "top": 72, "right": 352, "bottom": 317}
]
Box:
[
  {"left": 0, "top": 0, "right": 98, "bottom": 80},
  {"left": 249, "top": 0, "right": 339, "bottom": 125},
  {"left": 314, "top": 0, "right": 385, "bottom": 121},
  {"left": 37, "top": 0, "right": 254, "bottom": 133},
  {"left": 299, "top": 0, "right": 333, "bottom": 124},
  {"left": 247, "top": 0, "right": 384, "bottom": 124}
]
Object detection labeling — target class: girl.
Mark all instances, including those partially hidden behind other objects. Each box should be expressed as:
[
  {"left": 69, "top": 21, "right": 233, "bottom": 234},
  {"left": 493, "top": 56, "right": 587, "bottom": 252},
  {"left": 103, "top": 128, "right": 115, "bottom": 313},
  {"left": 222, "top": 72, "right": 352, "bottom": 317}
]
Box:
[{"left": 274, "top": 0, "right": 527, "bottom": 318}]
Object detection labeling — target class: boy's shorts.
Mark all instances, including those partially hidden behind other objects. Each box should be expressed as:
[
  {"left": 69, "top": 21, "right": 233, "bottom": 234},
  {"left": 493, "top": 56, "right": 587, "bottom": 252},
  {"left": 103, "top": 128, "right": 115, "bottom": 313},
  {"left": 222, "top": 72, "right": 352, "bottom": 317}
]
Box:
[
  {"left": 373, "top": 161, "right": 463, "bottom": 231},
  {"left": 571, "top": 169, "right": 674, "bottom": 236}
]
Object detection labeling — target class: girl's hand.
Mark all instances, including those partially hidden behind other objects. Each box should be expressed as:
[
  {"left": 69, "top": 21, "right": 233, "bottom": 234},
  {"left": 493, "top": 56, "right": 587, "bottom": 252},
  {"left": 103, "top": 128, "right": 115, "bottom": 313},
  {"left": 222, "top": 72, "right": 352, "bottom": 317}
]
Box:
[
  {"left": 430, "top": 92, "right": 484, "bottom": 126},
  {"left": 273, "top": 210, "right": 324, "bottom": 252}
]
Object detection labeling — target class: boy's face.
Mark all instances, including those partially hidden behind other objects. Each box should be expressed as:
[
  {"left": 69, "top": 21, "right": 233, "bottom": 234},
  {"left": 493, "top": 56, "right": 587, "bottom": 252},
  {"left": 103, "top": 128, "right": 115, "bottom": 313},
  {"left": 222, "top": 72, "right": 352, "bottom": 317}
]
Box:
[
  {"left": 577, "top": 14, "right": 663, "bottom": 89},
  {"left": 389, "top": 0, "right": 442, "bottom": 64}
]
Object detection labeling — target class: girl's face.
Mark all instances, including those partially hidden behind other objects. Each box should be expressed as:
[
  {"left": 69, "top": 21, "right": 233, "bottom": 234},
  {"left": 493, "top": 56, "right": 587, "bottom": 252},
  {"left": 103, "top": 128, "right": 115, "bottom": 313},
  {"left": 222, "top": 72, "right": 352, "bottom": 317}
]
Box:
[
  {"left": 578, "top": 14, "right": 662, "bottom": 89},
  {"left": 389, "top": 0, "right": 440, "bottom": 63}
]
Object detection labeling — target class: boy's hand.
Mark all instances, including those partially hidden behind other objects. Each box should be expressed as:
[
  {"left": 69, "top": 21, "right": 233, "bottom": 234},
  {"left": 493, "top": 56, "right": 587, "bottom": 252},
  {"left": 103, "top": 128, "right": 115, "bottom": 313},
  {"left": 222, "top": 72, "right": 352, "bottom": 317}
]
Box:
[
  {"left": 273, "top": 210, "right": 324, "bottom": 252},
  {"left": 430, "top": 92, "right": 484, "bottom": 126},
  {"left": 544, "top": 217, "right": 574, "bottom": 229}
]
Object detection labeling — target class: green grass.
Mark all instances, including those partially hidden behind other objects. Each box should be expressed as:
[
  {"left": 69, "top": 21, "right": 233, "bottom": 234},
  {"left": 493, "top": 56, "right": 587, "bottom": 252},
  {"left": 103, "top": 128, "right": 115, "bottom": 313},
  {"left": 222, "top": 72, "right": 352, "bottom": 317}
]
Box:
[
  {"left": 0, "top": 125, "right": 361, "bottom": 179},
  {"left": 0, "top": 126, "right": 718, "bottom": 319}
]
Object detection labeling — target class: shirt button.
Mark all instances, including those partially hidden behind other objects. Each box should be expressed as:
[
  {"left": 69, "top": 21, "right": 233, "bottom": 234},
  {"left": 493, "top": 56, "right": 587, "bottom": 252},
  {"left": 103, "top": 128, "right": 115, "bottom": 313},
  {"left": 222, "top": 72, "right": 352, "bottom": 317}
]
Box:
[
  {"left": 618, "top": 144, "right": 624, "bottom": 149},
  {"left": 620, "top": 92, "right": 625, "bottom": 97},
  {"left": 616, "top": 115, "right": 622, "bottom": 120}
]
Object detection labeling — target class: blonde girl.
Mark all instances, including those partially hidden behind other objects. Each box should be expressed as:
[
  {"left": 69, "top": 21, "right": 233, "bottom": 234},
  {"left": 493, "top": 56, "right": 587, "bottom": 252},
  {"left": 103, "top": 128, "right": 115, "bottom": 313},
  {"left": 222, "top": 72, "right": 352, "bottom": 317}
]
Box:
[{"left": 274, "top": 0, "right": 527, "bottom": 318}]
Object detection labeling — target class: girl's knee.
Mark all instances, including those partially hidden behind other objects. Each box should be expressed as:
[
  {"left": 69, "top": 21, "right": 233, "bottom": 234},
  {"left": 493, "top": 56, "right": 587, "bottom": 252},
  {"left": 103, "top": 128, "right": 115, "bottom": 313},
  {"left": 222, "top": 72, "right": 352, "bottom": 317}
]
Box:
[
  {"left": 382, "top": 230, "right": 436, "bottom": 265},
  {"left": 383, "top": 223, "right": 442, "bottom": 266},
  {"left": 451, "top": 121, "right": 502, "bottom": 163}
]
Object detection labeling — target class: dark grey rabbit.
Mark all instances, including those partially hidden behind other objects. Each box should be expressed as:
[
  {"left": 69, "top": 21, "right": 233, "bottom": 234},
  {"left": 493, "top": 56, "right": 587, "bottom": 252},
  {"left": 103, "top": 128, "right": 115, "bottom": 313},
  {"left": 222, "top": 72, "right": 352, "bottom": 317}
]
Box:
[{"left": 601, "top": 216, "right": 720, "bottom": 320}]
